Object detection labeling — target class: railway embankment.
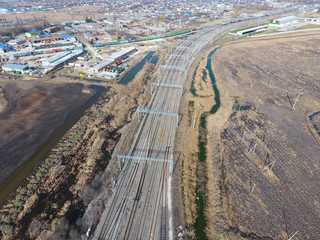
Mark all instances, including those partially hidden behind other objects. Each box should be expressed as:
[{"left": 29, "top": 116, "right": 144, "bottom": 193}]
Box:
[{"left": 0, "top": 55, "right": 161, "bottom": 239}]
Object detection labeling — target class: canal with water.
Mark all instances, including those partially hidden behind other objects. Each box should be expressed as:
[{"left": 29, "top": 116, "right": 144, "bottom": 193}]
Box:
[
  {"left": 117, "top": 51, "right": 157, "bottom": 85},
  {"left": 194, "top": 48, "right": 221, "bottom": 240}
]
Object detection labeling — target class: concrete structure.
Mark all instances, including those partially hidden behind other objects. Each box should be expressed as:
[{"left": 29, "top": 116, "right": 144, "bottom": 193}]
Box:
[
  {"left": 0, "top": 44, "right": 10, "bottom": 53},
  {"left": 269, "top": 16, "right": 298, "bottom": 26},
  {"left": 2, "top": 63, "right": 29, "bottom": 74},
  {"left": 106, "top": 30, "right": 119, "bottom": 41},
  {"left": 42, "top": 49, "right": 83, "bottom": 74},
  {"left": 25, "top": 30, "right": 40, "bottom": 38}
]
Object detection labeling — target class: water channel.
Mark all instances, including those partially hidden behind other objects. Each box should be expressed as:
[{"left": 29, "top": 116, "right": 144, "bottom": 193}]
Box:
[
  {"left": 117, "top": 51, "right": 157, "bottom": 85},
  {"left": 194, "top": 48, "right": 221, "bottom": 239}
]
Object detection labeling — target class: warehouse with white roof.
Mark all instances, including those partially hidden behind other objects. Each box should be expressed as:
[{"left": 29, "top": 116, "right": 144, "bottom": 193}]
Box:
[
  {"left": 42, "top": 49, "right": 84, "bottom": 74},
  {"left": 269, "top": 16, "right": 298, "bottom": 26},
  {"left": 92, "top": 47, "right": 136, "bottom": 73}
]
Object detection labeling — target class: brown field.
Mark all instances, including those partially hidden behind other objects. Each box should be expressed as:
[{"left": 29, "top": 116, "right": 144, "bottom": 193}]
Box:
[
  {"left": 0, "top": 6, "right": 107, "bottom": 24},
  {"left": 204, "top": 32, "right": 320, "bottom": 239},
  {"left": 0, "top": 80, "right": 92, "bottom": 185}
]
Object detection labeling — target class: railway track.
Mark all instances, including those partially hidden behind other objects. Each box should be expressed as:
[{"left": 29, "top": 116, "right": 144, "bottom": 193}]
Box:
[{"left": 93, "top": 25, "right": 225, "bottom": 240}]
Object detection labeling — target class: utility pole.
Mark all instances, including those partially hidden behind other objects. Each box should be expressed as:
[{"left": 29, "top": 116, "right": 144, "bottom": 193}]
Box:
[
  {"left": 292, "top": 88, "right": 303, "bottom": 109},
  {"left": 250, "top": 183, "right": 256, "bottom": 194},
  {"left": 288, "top": 231, "right": 298, "bottom": 240},
  {"left": 248, "top": 143, "right": 257, "bottom": 154}
]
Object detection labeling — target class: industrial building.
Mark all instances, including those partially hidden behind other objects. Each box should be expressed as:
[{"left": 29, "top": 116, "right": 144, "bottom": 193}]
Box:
[
  {"left": 269, "top": 16, "right": 298, "bottom": 26},
  {"left": 25, "top": 30, "right": 41, "bottom": 38},
  {"left": 30, "top": 35, "right": 76, "bottom": 44},
  {"left": 34, "top": 42, "right": 82, "bottom": 52},
  {"left": 42, "top": 49, "right": 84, "bottom": 74},
  {"left": 107, "top": 47, "right": 137, "bottom": 61},
  {"left": 7, "top": 38, "right": 26, "bottom": 48},
  {"left": 91, "top": 60, "right": 114, "bottom": 73},
  {"left": 106, "top": 30, "right": 119, "bottom": 41},
  {"left": 92, "top": 47, "right": 136, "bottom": 73},
  {"left": 1, "top": 63, "right": 29, "bottom": 74}
]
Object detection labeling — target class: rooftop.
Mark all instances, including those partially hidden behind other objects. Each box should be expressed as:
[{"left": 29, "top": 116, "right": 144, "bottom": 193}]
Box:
[
  {"left": 108, "top": 47, "right": 136, "bottom": 60},
  {"left": 2, "top": 63, "right": 28, "bottom": 70},
  {"left": 0, "top": 43, "right": 9, "bottom": 49},
  {"left": 273, "top": 16, "right": 297, "bottom": 21}
]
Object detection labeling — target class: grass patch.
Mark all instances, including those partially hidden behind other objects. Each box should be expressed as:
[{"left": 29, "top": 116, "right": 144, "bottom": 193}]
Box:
[
  {"left": 295, "top": 24, "right": 320, "bottom": 30},
  {"left": 253, "top": 29, "right": 277, "bottom": 36},
  {"left": 191, "top": 63, "right": 200, "bottom": 96},
  {"left": 215, "top": 34, "right": 234, "bottom": 45}
]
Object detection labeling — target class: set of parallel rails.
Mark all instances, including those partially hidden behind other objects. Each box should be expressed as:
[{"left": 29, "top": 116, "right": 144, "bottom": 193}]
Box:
[{"left": 93, "top": 26, "right": 222, "bottom": 240}]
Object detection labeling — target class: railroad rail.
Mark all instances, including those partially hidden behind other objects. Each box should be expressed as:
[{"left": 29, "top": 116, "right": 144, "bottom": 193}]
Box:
[{"left": 93, "top": 24, "right": 226, "bottom": 240}]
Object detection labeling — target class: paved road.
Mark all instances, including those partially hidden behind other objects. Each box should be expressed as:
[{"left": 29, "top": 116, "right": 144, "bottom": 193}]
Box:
[{"left": 92, "top": 25, "right": 229, "bottom": 240}]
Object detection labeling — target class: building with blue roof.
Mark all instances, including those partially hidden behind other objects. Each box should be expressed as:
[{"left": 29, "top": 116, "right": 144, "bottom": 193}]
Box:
[
  {"left": 0, "top": 44, "right": 10, "bottom": 53},
  {"left": 2, "top": 63, "right": 29, "bottom": 74}
]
